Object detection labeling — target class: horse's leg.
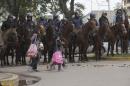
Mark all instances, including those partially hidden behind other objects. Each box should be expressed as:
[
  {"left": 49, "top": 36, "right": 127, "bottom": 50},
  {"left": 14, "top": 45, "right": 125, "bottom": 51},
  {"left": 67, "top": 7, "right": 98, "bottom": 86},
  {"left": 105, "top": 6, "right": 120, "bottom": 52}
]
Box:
[
  {"left": 11, "top": 48, "right": 14, "bottom": 65},
  {"left": 69, "top": 45, "right": 72, "bottom": 63},
  {"left": 78, "top": 46, "right": 81, "bottom": 62},
  {"left": 120, "top": 39, "right": 124, "bottom": 54},
  {"left": 23, "top": 55, "right": 26, "bottom": 65},
  {"left": 80, "top": 46, "right": 85, "bottom": 62},
  {"left": 95, "top": 44, "right": 99, "bottom": 61},
  {"left": 6, "top": 55, "right": 9, "bottom": 66},
  {"left": 15, "top": 50, "right": 20, "bottom": 65},
  {"left": 48, "top": 49, "right": 53, "bottom": 63},
  {"left": 43, "top": 47, "right": 48, "bottom": 63},
  {"left": 125, "top": 39, "right": 128, "bottom": 54},
  {"left": 43, "top": 52, "right": 47, "bottom": 63},
  {"left": 65, "top": 48, "right": 68, "bottom": 62},
  {"left": 116, "top": 40, "right": 119, "bottom": 54},
  {"left": 6, "top": 48, "right": 10, "bottom": 66},
  {"left": 107, "top": 42, "right": 110, "bottom": 56},
  {"left": 72, "top": 46, "right": 76, "bottom": 63},
  {"left": 83, "top": 48, "right": 88, "bottom": 61},
  {"left": 111, "top": 42, "right": 115, "bottom": 56}
]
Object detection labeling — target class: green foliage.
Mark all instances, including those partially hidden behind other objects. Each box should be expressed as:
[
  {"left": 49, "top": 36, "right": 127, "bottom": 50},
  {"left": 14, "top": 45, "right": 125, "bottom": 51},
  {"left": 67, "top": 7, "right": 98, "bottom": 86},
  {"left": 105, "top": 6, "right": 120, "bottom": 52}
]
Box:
[{"left": 0, "top": 0, "right": 85, "bottom": 19}]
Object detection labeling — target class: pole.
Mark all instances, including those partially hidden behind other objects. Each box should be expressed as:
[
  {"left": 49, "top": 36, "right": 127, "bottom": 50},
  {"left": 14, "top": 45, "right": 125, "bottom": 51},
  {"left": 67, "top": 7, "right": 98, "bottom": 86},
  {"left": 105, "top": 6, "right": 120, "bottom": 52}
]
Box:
[
  {"left": 107, "top": 0, "right": 110, "bottom": 11},
  {"left": 91, "top": 0, "right": 93, "bottom": 12}
]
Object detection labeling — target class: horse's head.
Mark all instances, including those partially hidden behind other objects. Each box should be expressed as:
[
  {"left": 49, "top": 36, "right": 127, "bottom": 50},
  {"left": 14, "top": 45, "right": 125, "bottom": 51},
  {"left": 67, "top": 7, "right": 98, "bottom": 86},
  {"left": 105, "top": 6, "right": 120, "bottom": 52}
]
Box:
[{"left": 84, "top": 20, "right": 97, "bottom": 32}]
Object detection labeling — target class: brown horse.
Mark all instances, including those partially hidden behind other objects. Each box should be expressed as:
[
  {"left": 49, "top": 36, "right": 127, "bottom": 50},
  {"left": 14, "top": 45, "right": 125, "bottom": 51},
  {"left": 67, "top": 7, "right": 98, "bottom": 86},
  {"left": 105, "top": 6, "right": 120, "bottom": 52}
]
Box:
[
  {"left": 123, "top": 15, "right": 129, "bottom": 54},
  {"left": 98, "top": 22, "right": 116, "bottom": 56},
  {"left": 60, "top": 20, "right": 74, "bottom": 62},
  {"left": 113, "top": 23, "right": 128, "bottom": 54},
  {"left": 1, "top": 28, "right": 18, "bottom": 65},
  {"left": 41, "top": 22, "right": 55, "bottom": 63},
  {"left": 75, "top": 20, "right": 101, "bottom": 61}
]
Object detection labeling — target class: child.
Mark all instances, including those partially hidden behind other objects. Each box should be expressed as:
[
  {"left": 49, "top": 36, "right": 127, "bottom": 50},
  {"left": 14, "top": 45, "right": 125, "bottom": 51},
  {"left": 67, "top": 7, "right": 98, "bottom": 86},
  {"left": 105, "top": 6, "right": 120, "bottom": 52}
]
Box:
[{"left": 49, "top": 36, "right": 65, "bottom": 71}]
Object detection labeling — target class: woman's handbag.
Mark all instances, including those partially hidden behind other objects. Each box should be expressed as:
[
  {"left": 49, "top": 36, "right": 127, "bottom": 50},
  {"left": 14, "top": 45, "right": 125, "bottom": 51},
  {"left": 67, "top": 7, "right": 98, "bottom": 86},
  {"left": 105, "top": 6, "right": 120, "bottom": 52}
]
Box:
[{"left": 27, "top": 44, "right": 38, "bottom": 58}]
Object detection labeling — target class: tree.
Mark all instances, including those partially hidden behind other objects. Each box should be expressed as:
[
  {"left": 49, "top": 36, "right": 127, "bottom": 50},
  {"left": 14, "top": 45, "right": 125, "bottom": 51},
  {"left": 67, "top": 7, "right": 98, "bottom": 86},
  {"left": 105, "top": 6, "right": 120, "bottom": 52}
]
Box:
[
  {"left": 0, "top": 0, "right": 40, "bottom": 18},
  {"left": 58, "top": 0, "right": 85, "bottom": 20},
  {"left": 0, "top": 0, "right": 85, "bottom": 20}
]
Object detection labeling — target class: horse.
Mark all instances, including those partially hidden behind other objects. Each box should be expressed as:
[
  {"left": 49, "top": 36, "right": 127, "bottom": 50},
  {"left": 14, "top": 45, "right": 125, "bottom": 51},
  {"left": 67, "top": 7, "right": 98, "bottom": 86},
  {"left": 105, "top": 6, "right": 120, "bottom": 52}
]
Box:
[
  {"left": 113, "top": 23, "right": 128, "bottom": 54},
  {"left": 1, "top": 28, "right": 18, "bottom": 65},
  {"left": 36, "top": 24, "right": 47, "bottom": 63},
  {"left": 97, "top": 22, "right": 116, "bottom": 56},
  {"left": 60, "top": 20, "right": 74, "bottom": 62},
  {"left": 0, "top": 30, "right": 6, "bottom": 66},
  {"left": 85, "top": 20, "right": 102, "bottom": 60},
  {"left": 41, "top": 21, "right": 56, "bottom": 63},
  {"left": 123, "top": 15, "right": 129, "bottom": 54},
  {"left": 74, "top": 19, "right": 100, "bottom": 61}
]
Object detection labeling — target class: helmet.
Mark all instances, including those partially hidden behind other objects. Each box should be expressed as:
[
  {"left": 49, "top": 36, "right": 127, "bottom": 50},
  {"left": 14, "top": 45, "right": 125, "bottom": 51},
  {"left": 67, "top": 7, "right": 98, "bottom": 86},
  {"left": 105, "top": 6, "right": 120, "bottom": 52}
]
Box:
[
  {"left": 116, "top": 9, "right": 122, "bottom": 14},
  {"left": 102, "top": 12, "right": 107, "bottom": 16},
  {"left": 7, "top": 15, "right": 14, "bottom": 21},
  {"left": 27, "top": 13, "right": 33, "bottom": 17},
  {"left": 74, "top": 12, "right": 78, "bottom": 15},
  {"left": 40, "top": 16, "right": 44, "bottom": 20},
  {"left": 53, "top": 15, "right": 58, "bottom": 19},
  {"left": 90, "top": 13, "right": 96, "bottom": 18},
  {"left": 8, "top": 15, "right": 13, "bottom": 19}
]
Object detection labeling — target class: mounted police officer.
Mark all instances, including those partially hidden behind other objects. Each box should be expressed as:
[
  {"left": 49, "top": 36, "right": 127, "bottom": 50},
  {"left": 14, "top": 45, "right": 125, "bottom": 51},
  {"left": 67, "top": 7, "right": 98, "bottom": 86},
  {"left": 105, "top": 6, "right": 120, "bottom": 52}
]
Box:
[
  {"left": 72, "top": 12, "right": 83, "bottom": 29},
  {"left": 89, "top": 13, "right": 98, "bottom": 26},
  {"left": 25, "top": 13, "right": 36, "bottom": 37},
  {"left": 52, "top": 15, "right": 61, "bottom": 38},
  {"left": 115, "top": 9, "right": 125, "bottom": 24},
  {"left": 1, "top": 15, "right": 17, "bottom": 44},
  {"left": 1, "top": 15, "right": 16, "bottom": 31},
  {"left": 53, "top": 15, "right": 60, "bottom": 29},
  {"left": 99, "top": 12, "right": 109, "bottom": 27},
  {"left": 38, "top": 16, "right": 48, "bottom": 28}
]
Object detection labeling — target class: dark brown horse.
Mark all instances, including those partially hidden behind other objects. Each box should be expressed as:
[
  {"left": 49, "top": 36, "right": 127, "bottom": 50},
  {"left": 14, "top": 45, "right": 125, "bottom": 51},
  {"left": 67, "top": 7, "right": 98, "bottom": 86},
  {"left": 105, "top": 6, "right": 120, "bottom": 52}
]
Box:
[
  {"left": 113, "top": 23, "right": 128, "bottom": 54},
  {"left": 123, "top": 15, "right": 129, "bottom": 54},
  {"left": 1, "top": 28, "right": 18, "bottom": 65},
  {"left": 98, "top": 22, "right": 116, "bottom": 56},
  {"left": 75, "top": 20, "right": 101, "bottom": 61},
  {"left": 41, "top": 21, "right": 55, "bottom": 63},
  {"left": 16, "top": 17, "right": 31, "bottom": 65},
  {"left": 60, "top": 20, "right": 74, "bottom": 62},
  {"left": 36, "top": 24, "right": 47, "bottom": 63}
]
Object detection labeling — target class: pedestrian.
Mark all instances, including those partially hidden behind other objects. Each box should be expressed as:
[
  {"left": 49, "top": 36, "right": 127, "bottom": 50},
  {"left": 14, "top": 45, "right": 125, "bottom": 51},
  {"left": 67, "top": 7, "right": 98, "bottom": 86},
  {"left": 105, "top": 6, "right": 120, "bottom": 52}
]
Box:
[
  {"left": 47, "top": 36, "right": 64, "bottom": 71},
  {"left": 27, "top": 31, "right": 39, "bottom": 72}
]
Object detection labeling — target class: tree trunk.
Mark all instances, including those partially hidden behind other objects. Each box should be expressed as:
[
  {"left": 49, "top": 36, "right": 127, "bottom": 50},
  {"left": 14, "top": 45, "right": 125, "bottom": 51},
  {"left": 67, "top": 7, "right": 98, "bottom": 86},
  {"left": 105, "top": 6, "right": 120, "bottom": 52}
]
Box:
[{"left": 59, "top": 0, "right": 75, "bottom": 20}]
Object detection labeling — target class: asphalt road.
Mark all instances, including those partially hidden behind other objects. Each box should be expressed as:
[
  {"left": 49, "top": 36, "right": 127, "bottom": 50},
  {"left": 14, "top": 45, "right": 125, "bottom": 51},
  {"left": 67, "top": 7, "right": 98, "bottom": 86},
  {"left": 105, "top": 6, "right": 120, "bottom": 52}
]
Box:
[{"left": 1, "top": 61, "right": 130, "bottom": 86}]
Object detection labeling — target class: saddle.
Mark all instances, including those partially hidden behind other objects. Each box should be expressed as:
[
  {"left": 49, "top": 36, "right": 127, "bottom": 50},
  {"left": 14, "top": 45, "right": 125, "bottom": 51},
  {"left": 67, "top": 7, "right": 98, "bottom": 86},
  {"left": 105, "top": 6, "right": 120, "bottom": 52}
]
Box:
[{"left": 73, "top": 27, "right": 82, "bottom": 34}]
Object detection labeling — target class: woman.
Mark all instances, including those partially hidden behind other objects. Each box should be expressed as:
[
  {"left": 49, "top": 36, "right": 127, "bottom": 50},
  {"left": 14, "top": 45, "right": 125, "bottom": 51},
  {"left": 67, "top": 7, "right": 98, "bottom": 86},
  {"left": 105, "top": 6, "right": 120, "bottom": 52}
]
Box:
[{"left": 27, "top": 31, "right": 39, "bottom": 72}]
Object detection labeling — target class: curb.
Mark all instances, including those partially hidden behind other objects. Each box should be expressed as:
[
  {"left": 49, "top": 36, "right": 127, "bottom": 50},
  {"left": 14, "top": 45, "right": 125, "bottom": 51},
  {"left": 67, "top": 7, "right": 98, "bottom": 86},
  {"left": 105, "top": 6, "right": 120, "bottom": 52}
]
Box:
[{"left": 0, "top": 73, "right": 19, "bottom": 86}]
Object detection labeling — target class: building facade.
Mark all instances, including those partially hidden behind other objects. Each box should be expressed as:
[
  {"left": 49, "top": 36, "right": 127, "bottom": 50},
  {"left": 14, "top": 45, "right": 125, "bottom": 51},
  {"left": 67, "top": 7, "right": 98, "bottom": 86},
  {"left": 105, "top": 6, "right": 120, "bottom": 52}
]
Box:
[
  {"left": 83, "top": 10, "right": 115, "bottom": 24},
  {"left": 123, "top": 0, "right": 130, "bottom": 17}
]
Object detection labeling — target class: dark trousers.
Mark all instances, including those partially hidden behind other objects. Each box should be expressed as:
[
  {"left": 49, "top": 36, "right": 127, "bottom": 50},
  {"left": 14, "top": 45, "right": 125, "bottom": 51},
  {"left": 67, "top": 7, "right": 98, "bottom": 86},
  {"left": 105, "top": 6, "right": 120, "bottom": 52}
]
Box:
[{"left": 30, "top": 57, "right": 38, "bottom": 70}]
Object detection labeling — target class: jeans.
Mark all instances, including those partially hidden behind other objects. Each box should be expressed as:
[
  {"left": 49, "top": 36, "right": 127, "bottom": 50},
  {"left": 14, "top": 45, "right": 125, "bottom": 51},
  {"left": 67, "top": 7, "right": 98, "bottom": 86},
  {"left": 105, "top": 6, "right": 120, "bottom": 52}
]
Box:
[{"left": 30, "top": 57, "right": 38, "bottom": 70}]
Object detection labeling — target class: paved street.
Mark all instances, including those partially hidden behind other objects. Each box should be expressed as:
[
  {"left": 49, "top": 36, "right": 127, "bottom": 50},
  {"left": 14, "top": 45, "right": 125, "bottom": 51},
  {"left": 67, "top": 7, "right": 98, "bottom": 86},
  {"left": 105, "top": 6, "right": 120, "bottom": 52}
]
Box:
[{"left": 1, "top": 61, "right": 130, "bottom": 86}]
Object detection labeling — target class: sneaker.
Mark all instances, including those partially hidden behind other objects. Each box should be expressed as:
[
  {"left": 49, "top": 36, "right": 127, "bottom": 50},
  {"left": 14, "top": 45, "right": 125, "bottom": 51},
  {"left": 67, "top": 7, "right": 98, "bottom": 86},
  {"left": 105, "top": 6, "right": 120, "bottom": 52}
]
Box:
[{"left": 33, "top": 69, "right": 40, "bottom": 72}]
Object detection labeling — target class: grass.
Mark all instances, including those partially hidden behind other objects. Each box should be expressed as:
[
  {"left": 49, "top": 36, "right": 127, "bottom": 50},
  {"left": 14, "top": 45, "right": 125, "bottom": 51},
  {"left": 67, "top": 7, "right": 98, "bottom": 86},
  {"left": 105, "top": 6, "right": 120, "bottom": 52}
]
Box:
[{"left": 86, "top": 53, "right": 130, "bottom": 61}]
